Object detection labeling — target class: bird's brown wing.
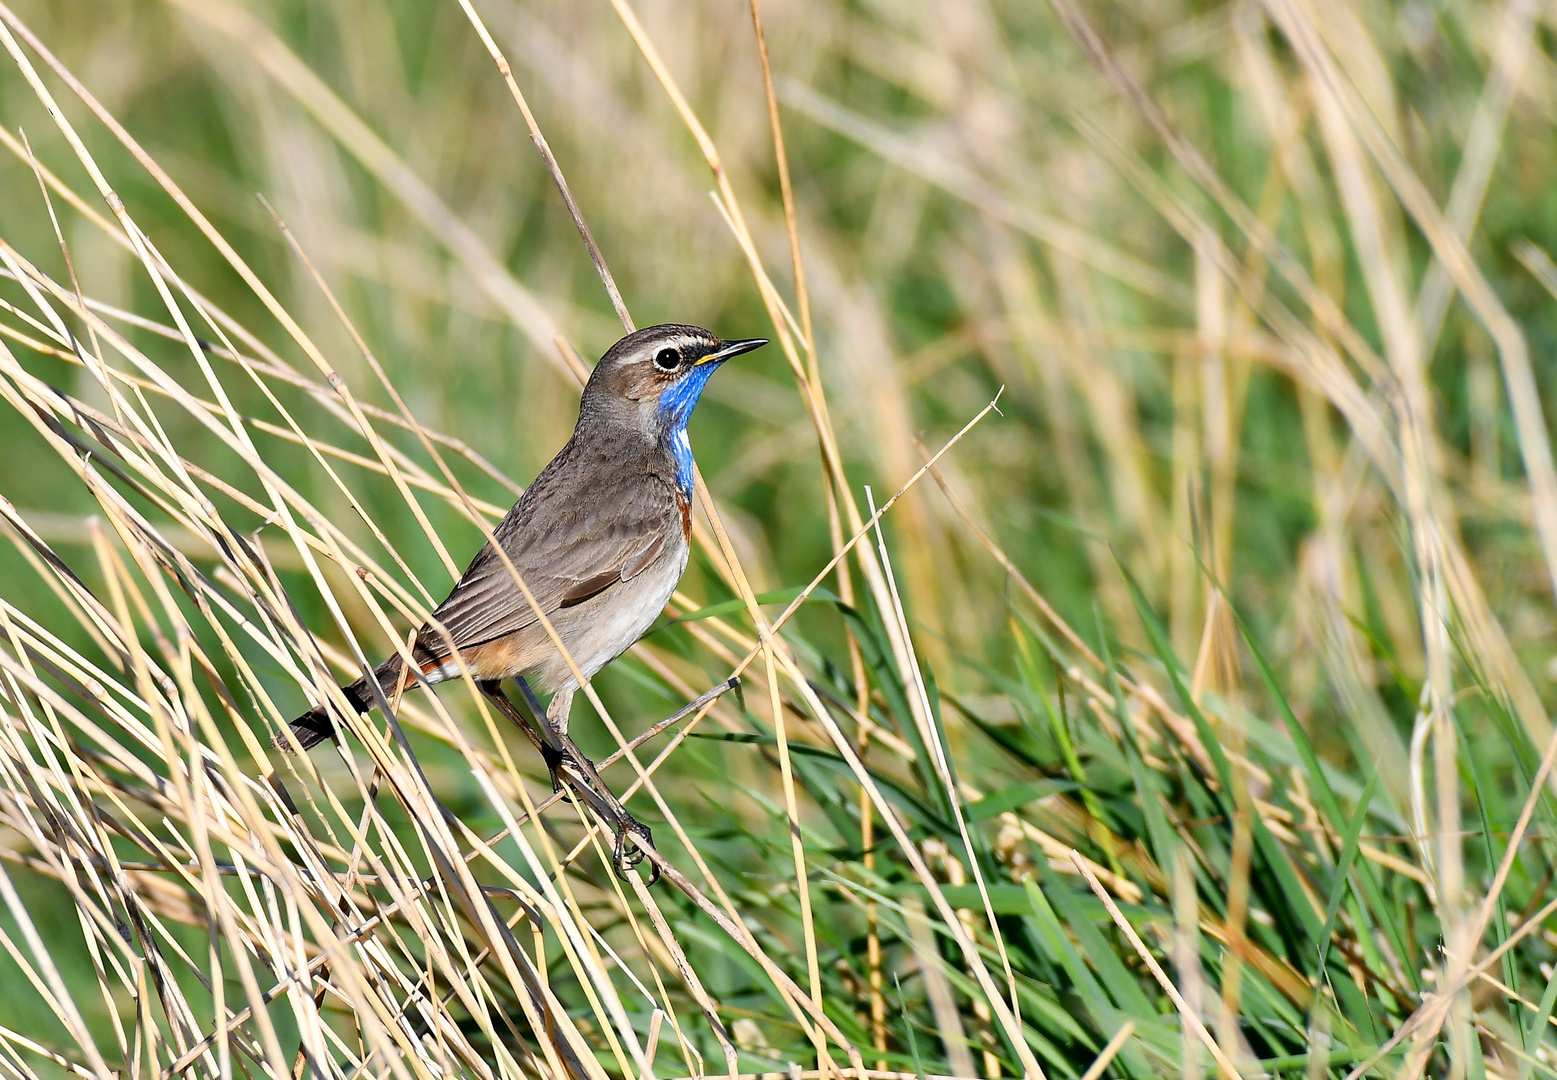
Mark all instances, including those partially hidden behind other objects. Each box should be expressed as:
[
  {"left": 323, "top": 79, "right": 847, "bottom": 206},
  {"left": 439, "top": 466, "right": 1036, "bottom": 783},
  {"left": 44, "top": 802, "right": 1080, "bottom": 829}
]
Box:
[{"left": 420, "top": 462, "right": 679, "bottom": 656}]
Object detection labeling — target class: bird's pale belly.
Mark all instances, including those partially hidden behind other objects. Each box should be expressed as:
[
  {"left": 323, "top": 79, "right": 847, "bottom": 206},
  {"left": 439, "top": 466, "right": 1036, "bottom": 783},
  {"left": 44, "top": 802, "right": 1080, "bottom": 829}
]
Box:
[{"left": 537, "top": 543, "right": 689, "bottom": 691}]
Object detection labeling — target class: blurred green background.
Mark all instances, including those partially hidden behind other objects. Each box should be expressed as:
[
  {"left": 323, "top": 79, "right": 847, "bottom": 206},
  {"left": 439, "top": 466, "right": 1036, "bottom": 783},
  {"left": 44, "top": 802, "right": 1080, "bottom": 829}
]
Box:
[
  {"left": 8, "top": 0, "right": 1557, "bottom": 679},
  {"left": 6, "top": 0, "right": 1557, "bottom": 1073}
]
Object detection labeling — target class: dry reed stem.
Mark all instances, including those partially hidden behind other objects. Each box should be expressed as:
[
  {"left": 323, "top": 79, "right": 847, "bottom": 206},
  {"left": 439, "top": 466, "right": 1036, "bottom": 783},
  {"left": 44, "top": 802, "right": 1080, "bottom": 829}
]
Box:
[
  {"left": 4, "top": 0, "right": 1551, "bottom": 1074},
  {"left": 451, "top": 0, "right": 634, "bottom": 334},
  {"left": 1068, "top": 852, "right": 1244, "bottom": 1080},
  {"left": 1076, "top": 1022, "right": 1134, "bottom": 1080},
  {"left": 596, "top": 9, "right": 1056, "bottom": 1070},
  {"left": 163, "top": 0, "right": 573, "bottom": 380},
  {"left": 0, "top": 6, "right": 840, "bottom": 1076}
]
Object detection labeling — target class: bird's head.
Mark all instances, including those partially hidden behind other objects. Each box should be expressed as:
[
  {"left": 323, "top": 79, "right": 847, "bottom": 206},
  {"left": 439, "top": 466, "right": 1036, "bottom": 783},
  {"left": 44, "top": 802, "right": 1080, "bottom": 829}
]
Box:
[{"left": 580, "top": 324, "right": 767, "bottom": 487}]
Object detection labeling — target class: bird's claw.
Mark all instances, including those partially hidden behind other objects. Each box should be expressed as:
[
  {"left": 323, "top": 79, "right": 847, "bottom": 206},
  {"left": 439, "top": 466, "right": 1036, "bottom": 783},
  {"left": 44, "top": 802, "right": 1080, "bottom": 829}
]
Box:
[
  {"left": 543, "top": 743, "right": 658, "bottom": 883},
  {"left": 531, "top": 732, "right": 658, "bottom": 884},
  {"left": 612, "top": 816, "right": 658, "bottom": 885}
]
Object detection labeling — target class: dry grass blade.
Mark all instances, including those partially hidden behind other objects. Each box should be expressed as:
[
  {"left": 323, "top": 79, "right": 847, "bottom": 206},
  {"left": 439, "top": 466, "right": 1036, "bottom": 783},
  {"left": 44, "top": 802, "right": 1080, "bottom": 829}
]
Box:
[
  {"left": 4, "top": 0, "right": 1557, "bottom": 1076},
  {"left": 450, "top": 0, "right": 634, "bottom": 334},
  {"left": 1069, "top": 852, "right": 1242, "bottom": 1080}
]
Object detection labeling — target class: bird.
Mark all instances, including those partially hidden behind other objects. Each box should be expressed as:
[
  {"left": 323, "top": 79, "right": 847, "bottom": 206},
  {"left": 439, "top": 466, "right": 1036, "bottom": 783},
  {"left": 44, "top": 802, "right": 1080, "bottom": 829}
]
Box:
[{"left": 280, "top": 324, "right": 767, "bottom": 878}]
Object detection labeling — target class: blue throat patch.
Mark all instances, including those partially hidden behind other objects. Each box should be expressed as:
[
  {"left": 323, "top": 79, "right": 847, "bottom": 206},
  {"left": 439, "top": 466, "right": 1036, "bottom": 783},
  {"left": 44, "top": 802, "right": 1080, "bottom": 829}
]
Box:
[{"left": 657, "top": 364, "right": 719, "bottom": 494}]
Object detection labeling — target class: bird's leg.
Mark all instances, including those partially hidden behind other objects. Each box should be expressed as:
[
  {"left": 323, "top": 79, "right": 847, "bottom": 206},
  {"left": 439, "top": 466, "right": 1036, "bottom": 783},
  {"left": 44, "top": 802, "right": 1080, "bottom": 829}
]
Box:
[
  {"left": 478, "top": 680, "right": 570, "bottom": 802},
  {"left": 512, "top": 683, "right": 608, "bottom": 804},
  {"left": 478, "top": 679, "right": 635, "bottom": 836},
  {"left": 527, "top": 683, "right": 657, "bottom": 883},
  {"left": 508, "top": 680, "right": 574, "bottom": 797},
  {"left": 477, "top": 680, "right": 550, "bottom": 761}
]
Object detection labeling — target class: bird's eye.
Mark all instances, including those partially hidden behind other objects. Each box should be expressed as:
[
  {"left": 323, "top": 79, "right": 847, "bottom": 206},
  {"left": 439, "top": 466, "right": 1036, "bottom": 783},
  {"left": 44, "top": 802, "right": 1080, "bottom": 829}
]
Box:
[{"left": 653, "top": 347, "right": 681, "bottom": 371}]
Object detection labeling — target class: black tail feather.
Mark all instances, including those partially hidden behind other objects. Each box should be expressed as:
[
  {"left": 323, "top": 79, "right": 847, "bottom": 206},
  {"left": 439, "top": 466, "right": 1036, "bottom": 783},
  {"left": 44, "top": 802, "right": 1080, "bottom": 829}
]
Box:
[
  {"left": 279, "top": 704, "right": 340, "bottom": 751},
  {"left": 276, "top": 655, "right": 405, "bottom": 751}
]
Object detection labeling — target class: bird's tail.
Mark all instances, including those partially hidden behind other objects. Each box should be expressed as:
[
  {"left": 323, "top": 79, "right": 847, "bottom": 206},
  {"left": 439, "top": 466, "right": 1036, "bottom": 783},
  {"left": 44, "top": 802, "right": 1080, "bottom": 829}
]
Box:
[{"left": 277, "top": 654, "right": 407, "bottom": 751}]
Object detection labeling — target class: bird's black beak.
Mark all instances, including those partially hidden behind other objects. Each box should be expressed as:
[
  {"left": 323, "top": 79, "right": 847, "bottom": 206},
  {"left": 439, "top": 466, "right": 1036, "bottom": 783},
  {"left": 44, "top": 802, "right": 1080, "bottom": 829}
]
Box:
[{"left": 697, "top": 337, "right": 769, "bottom": 365}]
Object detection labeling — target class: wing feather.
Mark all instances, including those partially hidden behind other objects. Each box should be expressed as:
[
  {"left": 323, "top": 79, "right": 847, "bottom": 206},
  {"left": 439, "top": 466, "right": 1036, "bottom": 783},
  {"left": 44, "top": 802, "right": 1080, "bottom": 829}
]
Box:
[{"left": 420, "top": 442, "right": 679, "bottom": 656}]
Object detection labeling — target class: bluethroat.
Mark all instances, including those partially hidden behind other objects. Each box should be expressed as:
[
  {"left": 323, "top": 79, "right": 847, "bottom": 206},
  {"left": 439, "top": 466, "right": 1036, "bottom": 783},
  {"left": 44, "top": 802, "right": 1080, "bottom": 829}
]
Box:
[{"left": 281, "top": 324, "right": 768, "bottom": 879}]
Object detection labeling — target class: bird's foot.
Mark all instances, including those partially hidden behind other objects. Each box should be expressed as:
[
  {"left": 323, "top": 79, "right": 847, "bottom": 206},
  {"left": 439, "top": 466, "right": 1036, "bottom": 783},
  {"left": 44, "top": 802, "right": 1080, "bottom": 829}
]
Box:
[
  {"left": 611, "top": 813, "right": 658, "bottom": 885},
  {"left": 547, "top": 738, "right": 659, "bottom": 883},
  {"left": 476, "top": 680, "right": 661, "bottom": 882},
  {"left": 558, "top": 768, "right": 658, "bottom": 883}
]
